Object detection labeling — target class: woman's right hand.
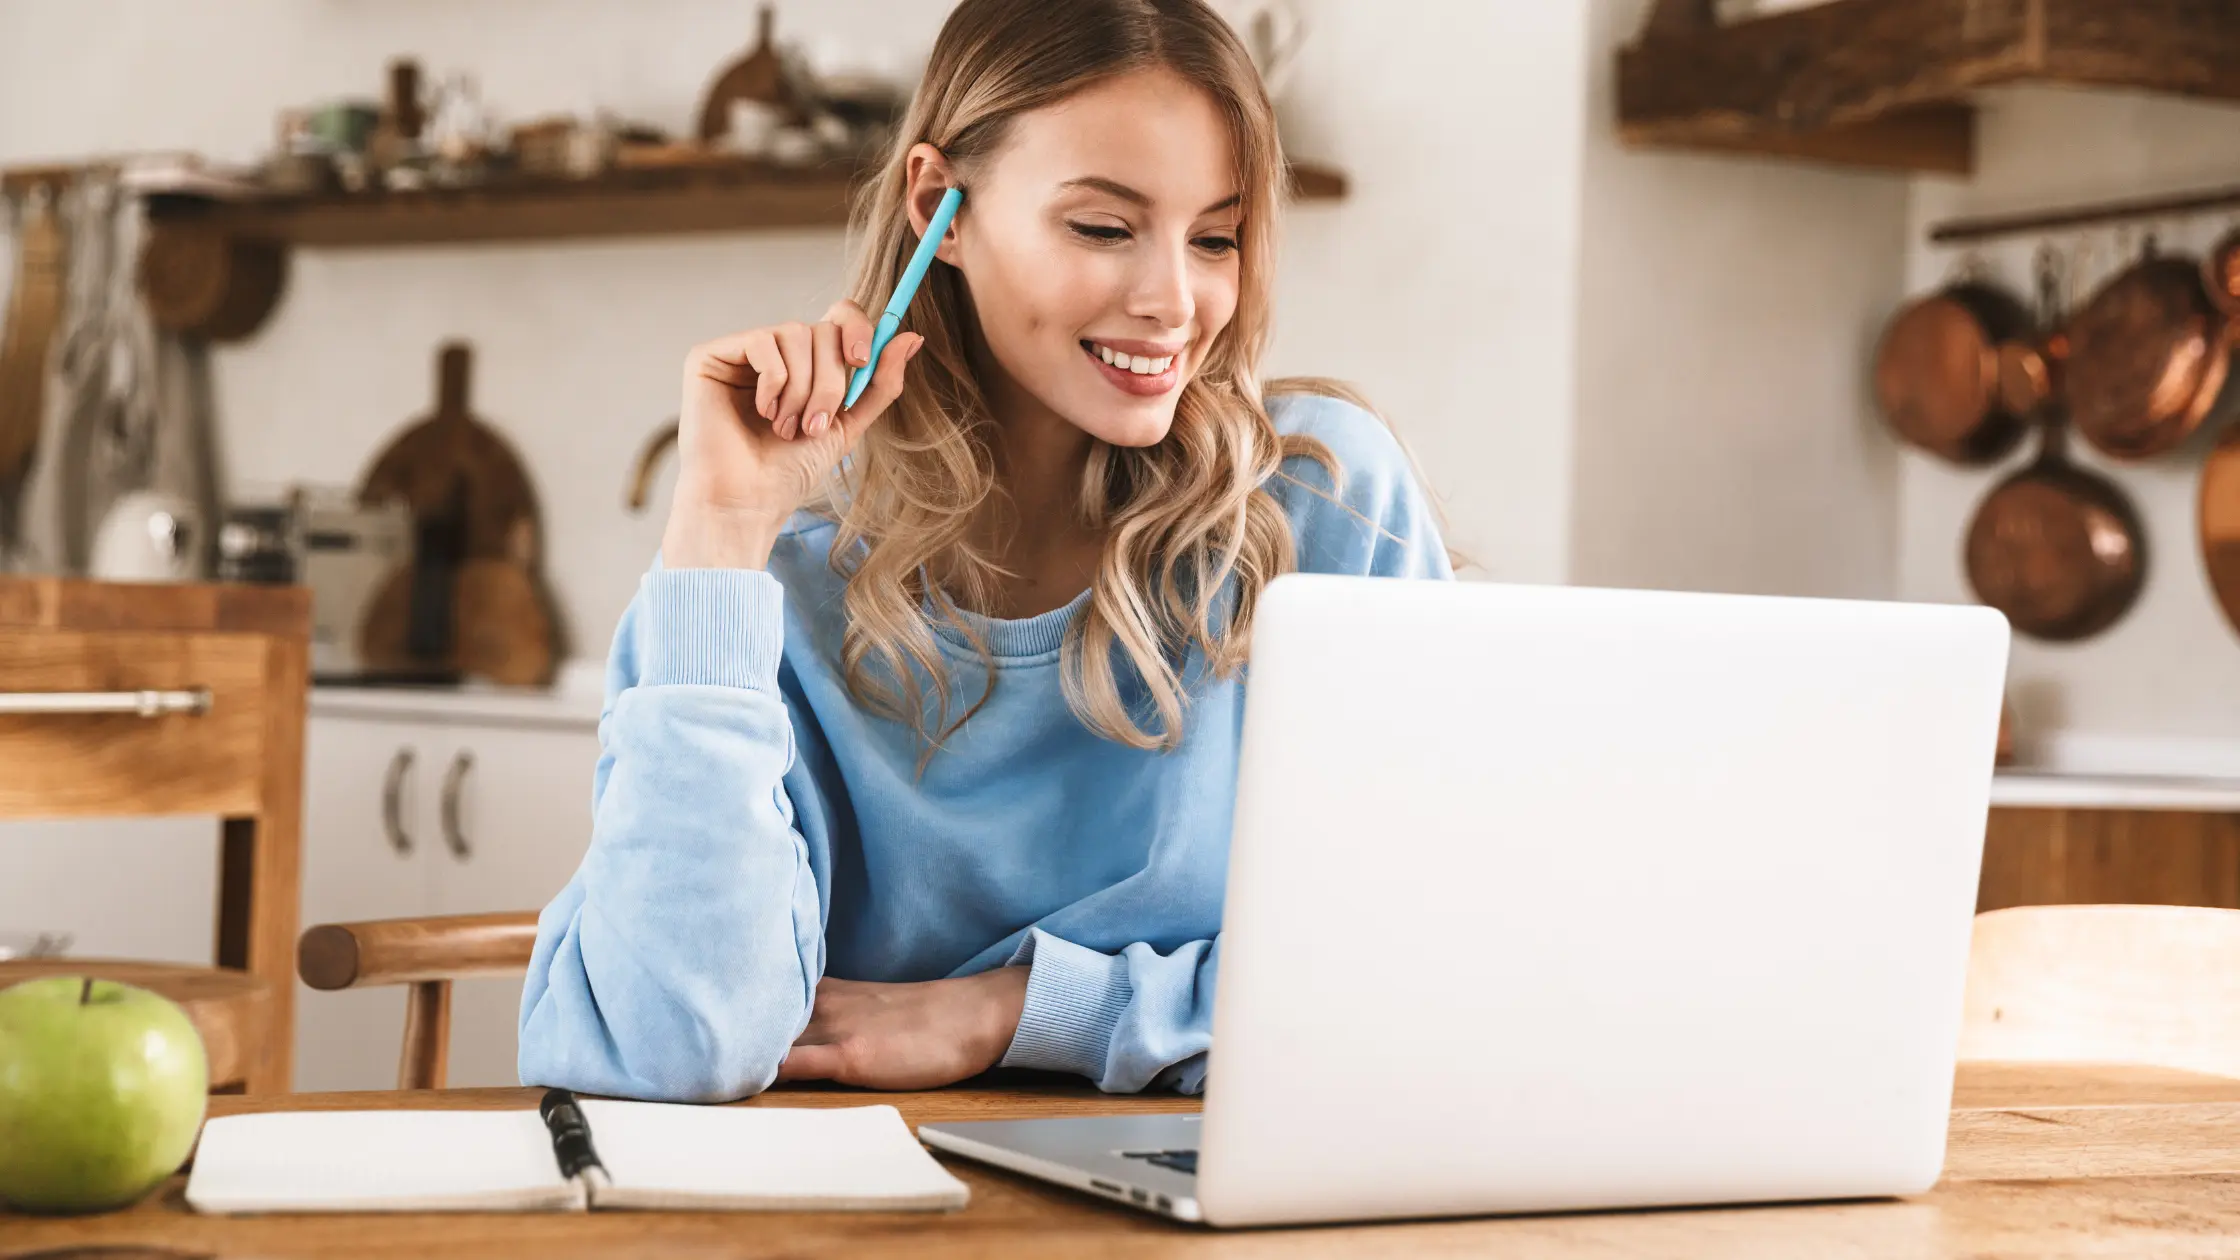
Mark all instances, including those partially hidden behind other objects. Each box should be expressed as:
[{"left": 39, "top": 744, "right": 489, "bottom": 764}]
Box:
[{"left": 662, "top": 298, "right": 925, "bottom": 569}]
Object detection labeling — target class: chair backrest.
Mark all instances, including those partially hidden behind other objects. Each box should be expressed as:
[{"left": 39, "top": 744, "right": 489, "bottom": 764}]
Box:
[
  {"left": 1959, "top": 904, "right": 2240, "bottom": 1078},
  {"left": 297, "top": 910, "right": 540, "bottom": 1089}
]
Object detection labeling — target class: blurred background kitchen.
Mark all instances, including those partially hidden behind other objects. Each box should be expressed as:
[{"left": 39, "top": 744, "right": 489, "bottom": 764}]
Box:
[{"left": 6, "top": 0, "right": 2240, "bottom": 1092}]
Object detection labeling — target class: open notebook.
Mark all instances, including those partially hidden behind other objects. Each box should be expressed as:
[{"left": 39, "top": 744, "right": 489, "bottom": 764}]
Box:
[{"left": 185, "top": 1092, "right": 969, "bottom": 1214}]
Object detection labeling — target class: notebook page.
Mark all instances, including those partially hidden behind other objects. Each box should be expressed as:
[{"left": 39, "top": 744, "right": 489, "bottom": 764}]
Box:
[
  {"left": 185, "top": 1110, "right": 584, "bottom": 1214},
  {"left": 580, "top": 1101, "right": 969, "bottom": 1211}
]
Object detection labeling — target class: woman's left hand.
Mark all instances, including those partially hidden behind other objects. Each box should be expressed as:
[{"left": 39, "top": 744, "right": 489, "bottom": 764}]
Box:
[{"left": 775, "top": 968, "right": 1031, "bottom": 1090}]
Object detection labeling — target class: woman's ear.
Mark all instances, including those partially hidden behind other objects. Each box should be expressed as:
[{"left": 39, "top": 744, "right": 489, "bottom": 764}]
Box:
[{"left": 902, "top": 143, "right": 963, "bottom": 264}]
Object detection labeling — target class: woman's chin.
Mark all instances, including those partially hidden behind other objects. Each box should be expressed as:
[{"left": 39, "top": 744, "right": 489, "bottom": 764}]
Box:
[{"left": 1071, "top": 404, "right": 1177, "bottom": 448}]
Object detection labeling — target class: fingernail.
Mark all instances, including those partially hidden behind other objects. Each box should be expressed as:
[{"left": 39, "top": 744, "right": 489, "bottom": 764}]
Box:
[
  {"left": 808, "top": 411, "right": 829, "bottom": 435},
  {"left": 849, "top": 341, "right": 870, "bottom": 364},
  {"left": 904, "top": 337, "right": 925, "bottom": 361},
  {"left": 780, "top": 414, "right": 799, "bottom": 436}
]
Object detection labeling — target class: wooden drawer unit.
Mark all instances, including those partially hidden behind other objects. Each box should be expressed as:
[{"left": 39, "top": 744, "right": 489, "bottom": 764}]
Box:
[
  {"left": 0, "top": 577, "right": 309, "bottom": 1091},
  {"left": 1980, "top": 807, "right": 2240, "bottom": 912},
  {"left": 0, "top": 631, "right": 274, "bottom": 817}
]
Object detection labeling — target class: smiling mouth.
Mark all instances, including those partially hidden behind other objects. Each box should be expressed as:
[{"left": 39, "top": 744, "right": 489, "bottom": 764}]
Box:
[{"left": 1081, "top": 340, "right": 1182, "bottom": 396}]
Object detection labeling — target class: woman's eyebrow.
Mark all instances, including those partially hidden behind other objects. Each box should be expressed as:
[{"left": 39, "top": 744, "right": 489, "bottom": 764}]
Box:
[{"left": 1058, "top": 175, "right": 1242, "bottom": 215}]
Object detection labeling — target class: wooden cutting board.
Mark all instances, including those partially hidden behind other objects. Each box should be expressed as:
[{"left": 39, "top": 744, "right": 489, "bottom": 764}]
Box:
[
  {"left": 356, "top": 342, "right": 556, "bottom": 684},
  {"left": 359, "top": 342, "right": 540, "bottom": 564}
]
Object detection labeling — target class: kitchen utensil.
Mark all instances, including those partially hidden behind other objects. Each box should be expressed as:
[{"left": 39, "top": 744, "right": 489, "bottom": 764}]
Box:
[
  {"left": 356, "top": 550, "right": 555, "bottom": 686},
  {"left": 307, "top": 100, "right": 383, "bottom": 156},
  {"left": 37, "top": 183, "right": 217, "bottom": 579},
  {"left": 136, "top": 220, "right": 286, "bottom": 343},
  {"left": 1873, "top": 266, "right": 2031, "bottom": 463},
  {"left": 291, "top": 486, "right": 414, "bottom": 678},
  {"left": 216, "top": 502, "right": 296, "bottom": 583},
  {"left": 453, "top": 557, "right": 556, "bottom": 686},
  {"left": 1996, "top": 245, "right": 2070, "bottom": 420},
  {"left": 1963, "top": 413, "right": 2144, "bottom": 642},
  {"left": 359, "top": 342, "right": 540, "bottom": 564},
  {"left": 87, "top": 488, "right": 199, "bottom": 582},
  {"left": 698, "top": 5, "right": 804, "bottom": 142},
  {"left": 356, "top": 343, "right": 554, "bottom": 684},
  {"left": 2203, "top": 222, "right": 2240, "bottom": 318},
  {"left": 626, "top": 419, "right": 679, "bottom": 513},
  {"left": 0, "top": 179, "right": 69, "bottom": 561},
  {"left": 1219, "top": 0, "right": 1307, "bottom": 100},
  {"left": 2063, "top": 236, "right": 2231, "bottom": 460}
]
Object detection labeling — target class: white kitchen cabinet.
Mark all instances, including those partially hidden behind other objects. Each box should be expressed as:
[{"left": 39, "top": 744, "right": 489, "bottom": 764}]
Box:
[
  {"left": 0, "top": 817, "right": 217, "bottom": 964},
  {"left": 425, "top": 726, "right": 598, "bottom": 1089},
  {"left": 294, "top": 705, "right": 598, "bottom": 1092}
]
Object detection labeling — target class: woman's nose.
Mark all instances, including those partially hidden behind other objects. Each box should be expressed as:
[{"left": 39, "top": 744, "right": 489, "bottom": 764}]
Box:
[{"left": 1124, "top": 240, "right": 1194, "bottom": 329}]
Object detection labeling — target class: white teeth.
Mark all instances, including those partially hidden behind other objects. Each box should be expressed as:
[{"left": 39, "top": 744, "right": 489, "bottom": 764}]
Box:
[{"left": 1088, "top": 342, "right": 1177, "bottom": 375}]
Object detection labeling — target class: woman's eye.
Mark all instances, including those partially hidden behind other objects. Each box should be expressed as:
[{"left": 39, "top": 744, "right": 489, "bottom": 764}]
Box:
[
  {"left": 1069, "top": 223, "right": 1131, "bottom": 244},
  {"left": 1194, "top": 235, "right": 1239, "bottom": 256}
]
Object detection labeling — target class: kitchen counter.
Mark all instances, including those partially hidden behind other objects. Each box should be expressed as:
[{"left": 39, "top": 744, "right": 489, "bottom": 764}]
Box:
[
  {"left": 309, "top": 658, "right": 603, "bottom": 730},
  {"left": 1989, "top": 770, "right": 2240, "bottom": 813},
  {"left": 302, "top": 682, "right": 2240, "bottom": 814}
]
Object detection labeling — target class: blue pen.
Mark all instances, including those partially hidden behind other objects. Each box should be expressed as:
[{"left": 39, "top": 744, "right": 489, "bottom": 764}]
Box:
[{"left": 844, "top": 185, "right": 964, "bottom": 410}]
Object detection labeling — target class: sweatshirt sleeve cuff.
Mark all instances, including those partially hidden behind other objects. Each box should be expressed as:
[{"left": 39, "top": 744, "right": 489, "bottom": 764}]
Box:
[
  {"left": 638, "top": 568, "right": 786, "bottom": 691},
  {"left": 999, "top": 928, "right": 1133, "bottom": 1082}
]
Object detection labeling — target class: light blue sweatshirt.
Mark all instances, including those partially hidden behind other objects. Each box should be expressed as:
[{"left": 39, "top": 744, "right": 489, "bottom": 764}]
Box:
[{"left": 517, "top": 392, "right": 1452, "bottom": 1101}]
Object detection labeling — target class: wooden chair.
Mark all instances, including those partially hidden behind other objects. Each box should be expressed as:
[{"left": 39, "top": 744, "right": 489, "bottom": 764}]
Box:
[
  {"left": 297, "top": 910, "right": 540, "bottom": 1089},
  {"left": 1959, "top": 904, "right": 2240, "bottom": 1079},
  {"left": 0, "top": 577, "right": 308, "bottom": 1093}
]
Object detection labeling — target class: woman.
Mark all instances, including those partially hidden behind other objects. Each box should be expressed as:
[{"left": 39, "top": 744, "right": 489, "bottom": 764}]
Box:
[{"left": 519, "top": 0, "right": 1451, "bottom": 1102}]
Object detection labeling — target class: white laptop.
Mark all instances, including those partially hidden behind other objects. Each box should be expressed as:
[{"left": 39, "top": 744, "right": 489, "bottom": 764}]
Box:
[{"left": 918, "top": 574, "right": 2010, "bottom": 1227}]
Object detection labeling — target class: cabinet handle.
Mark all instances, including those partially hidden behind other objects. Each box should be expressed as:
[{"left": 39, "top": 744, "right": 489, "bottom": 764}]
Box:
[
  {"left": 0, "top": 688, "right": 210, "bottom": 716},
  {"left": 380, "top": 748, "right": 415, "bottom": 856},
  {"left": 440, "top": 749, "right": 475, "bottom": 861}
]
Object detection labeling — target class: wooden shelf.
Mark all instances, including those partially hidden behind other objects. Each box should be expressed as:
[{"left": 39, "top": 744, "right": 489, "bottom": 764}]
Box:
[
  {"left": 144, "top": 156, "right": 1350, "bottom": 250},
  {"left": 1617, "top": 0, "right": 2240, "bottom": 175}
]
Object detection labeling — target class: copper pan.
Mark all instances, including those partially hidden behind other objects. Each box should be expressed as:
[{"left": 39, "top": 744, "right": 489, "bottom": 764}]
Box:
[
  {"left": 2200, "top": 427, "right": 2240, "bottom": 637},
  {"left": 2204, "top": 223, "right": 2240, "bottom": 318},
  {"left": 1964, "top": 412, "right": 2145, "bottom": 642},
  {"left": 1873, "top": 268, "right": 2031, "bottom": 464},
  {"left": 2064, "top": 237, "right": 2232, "bottom": 460},
  {"left": 2197, "top": 226, "right": 2240, "bottom": 637},
  {"left": 1967, "top": 247, "right": 2144, "bottom": 643}
]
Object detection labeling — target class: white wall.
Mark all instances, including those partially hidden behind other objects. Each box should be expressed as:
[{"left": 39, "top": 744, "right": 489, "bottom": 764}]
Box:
[
  {"left": 1276, "top": 0, "right": 1588, "bottom": 583},
  {"left": 1899, "top": 87, "right": 2240, "bottom": 752},
  {"left": 0, "top": 0, "right": 1594, "bottom": 659},
  {"left": 1567, "top": 0, "right": 1909, "bottom": 600}
]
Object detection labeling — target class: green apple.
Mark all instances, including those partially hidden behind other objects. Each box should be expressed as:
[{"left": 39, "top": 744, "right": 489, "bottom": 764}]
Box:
[{"left": 0, "top": 977, "right": 208, "bottom": 1213}]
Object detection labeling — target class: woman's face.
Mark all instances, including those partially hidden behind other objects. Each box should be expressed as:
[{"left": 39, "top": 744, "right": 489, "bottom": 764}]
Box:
[{"left": 917, "top": 68, "right": 1244, "bottom": 449}]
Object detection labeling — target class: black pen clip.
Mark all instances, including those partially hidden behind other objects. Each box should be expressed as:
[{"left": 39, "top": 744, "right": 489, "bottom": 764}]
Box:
[{"left": 539, "top": 1087, "right": 607, "bottom": 1183}]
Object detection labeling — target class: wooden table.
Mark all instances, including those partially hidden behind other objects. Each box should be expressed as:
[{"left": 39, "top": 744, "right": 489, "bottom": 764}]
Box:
[{"left": 9, "top": 1063, "right": 2240, "bottom": 1258}]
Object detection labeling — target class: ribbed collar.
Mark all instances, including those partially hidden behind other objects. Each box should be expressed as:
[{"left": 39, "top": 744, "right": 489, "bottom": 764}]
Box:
[{"left": 932, "top": 588, "right": 1090, "bottom": 663}]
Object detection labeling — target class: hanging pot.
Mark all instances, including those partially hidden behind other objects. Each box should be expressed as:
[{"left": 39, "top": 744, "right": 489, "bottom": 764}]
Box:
[
  {"left": 2197, "top": 424, "right": 2240, "bottom": 640},
  {"left": 136, "top": 220, "right": 286, "bottom": 343},
  {"left": 1964, "top": 413, "right": 2145, "bottom": 642},
  {"left": 2064, "top": 238, "right": 2231, "bottom": 460},
  {"left": 1873, "top": 270, "right": 2032, "bottom": 464}
]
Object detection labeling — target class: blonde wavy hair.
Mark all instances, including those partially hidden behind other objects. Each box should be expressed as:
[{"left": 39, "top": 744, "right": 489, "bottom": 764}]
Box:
[{"left": 826, "top": 0, "right": 1345, "bottom": 754}]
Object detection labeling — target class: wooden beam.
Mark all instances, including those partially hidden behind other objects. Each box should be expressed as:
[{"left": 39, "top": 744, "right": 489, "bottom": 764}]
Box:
[
  {"left": 1623, "top": 102, "right": 1975, "bottom": 175},
  {"left": 1618, "top": 0, "right": 2240, "bottom": 175},
  {"left": 2038, "top": 0, "right": 2240, "bottom": 101},
  {"left": 1618, "top": 0, "right": 2029, "bottom": 139},
  {"left": 146, "top": 158, "right": 1351, "bottom": 252}
]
